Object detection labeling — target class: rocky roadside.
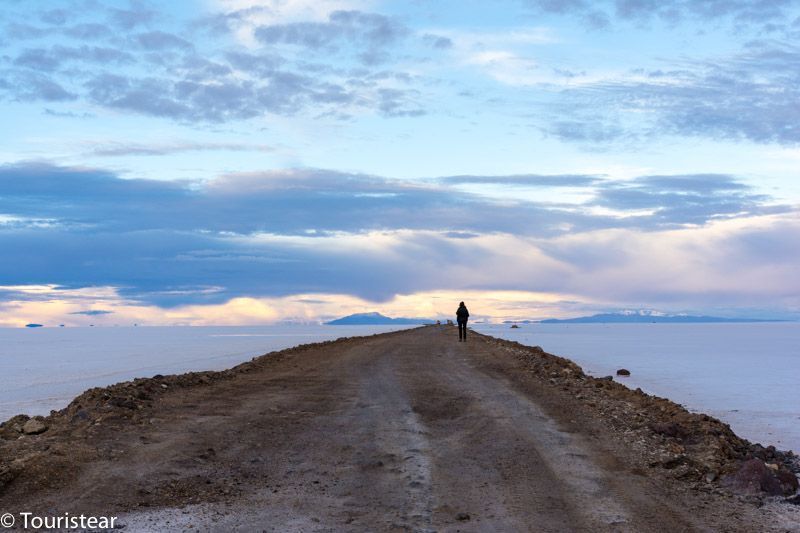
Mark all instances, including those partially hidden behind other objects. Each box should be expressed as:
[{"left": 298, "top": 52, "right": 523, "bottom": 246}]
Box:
[{"left": 475, "top": 331, "right": 800, "bottom": 506}]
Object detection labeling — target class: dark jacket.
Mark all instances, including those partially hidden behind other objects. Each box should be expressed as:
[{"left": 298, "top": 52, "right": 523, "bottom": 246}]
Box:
[{"left": 456, "top": 305, "right": 469, "bottom": 323}]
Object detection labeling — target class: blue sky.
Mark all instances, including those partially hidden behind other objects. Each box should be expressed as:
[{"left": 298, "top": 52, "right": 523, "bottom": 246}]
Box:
[{"left": 1, "top": 0, "right": 799, "bottom": 325}]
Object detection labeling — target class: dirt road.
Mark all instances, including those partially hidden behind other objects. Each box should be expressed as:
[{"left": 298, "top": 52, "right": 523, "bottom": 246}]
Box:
[{"left": 1, "top": 326, "right": 792, "bottom": 531}]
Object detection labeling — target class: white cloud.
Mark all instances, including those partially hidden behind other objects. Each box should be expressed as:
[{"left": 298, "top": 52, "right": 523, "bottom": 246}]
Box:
[
  {"left": 542, "top": 211, "right": 800, "bottom": 305},
  {"left": 215, "top": 0, "right": 372, "bottom": 21},
  {"left": 464, "top": 50, "right": 545, "bottom": 86},
  {"left": 211, "top": 0, "right": 374, "bottom": 46}
]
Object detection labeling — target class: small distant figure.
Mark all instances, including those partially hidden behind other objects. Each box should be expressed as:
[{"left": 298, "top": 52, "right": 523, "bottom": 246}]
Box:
[{"left": 456, "top": 301, "right": 469, "bottom": 342}]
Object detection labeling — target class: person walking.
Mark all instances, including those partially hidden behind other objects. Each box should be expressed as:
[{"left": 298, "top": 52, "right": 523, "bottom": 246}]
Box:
[{"left": 456, "top": 301, "right": 469, "bottom": 342}]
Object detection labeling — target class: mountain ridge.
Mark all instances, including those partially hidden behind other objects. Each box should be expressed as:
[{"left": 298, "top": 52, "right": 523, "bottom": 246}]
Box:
[
  {"left": 538, "top": 312, "right": 783, "bottom": 324},
  {"left": 325, "top": 312, "right": 434, "bottom": 325}
]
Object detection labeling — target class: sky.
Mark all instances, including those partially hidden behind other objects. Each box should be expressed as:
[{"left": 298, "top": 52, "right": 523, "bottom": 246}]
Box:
[{"left": 1, "top": 0, "right": 799, "bottom": 326}]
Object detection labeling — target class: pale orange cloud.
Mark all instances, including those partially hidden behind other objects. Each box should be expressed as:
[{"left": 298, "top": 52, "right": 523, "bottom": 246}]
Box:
[{"left": 0, "top": 285, "right": 586, "bottom": 327}]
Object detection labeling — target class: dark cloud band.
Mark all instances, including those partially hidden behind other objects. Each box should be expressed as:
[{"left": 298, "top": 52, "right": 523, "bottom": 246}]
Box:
[{"left": 0, "top": 161, "right": 790, "bottom": 306}]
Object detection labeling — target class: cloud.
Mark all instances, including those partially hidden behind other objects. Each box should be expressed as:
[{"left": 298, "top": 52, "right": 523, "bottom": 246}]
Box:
[
  {"left": 69, "top": 309, "right": 113, "bottom": 316},
  {"left": 542, "top": 119, "right": 628, "bottom": 143},
  {"left": 464, "top": 50, "right": 543, "bottom": 86},
  {"left": 2, "top": 211, "right": 798, "bottom": 324},
  {"left": 375, "top": 87, "right": 425, "bottom": 117},
  {"left": 87, "top": 141, "right": 272, "bottom": 157},
  {"left": 13, "top": 48, "right": 61, "bottom": 71},
  {"left": 632, "top": 174, "right": 749, "bottom": 193},
  {"left": 0, "top": 162, "right": 782, "bottom": 237},
  {"left": 108, "top": 2, "right": 157, "bottom": 29},
  {"left": 62, "top": 23, "right": 113, "bottom": 40},
  {"left": 10, "top": 72, "right": 76, "bottom": 101},
  {"left": 3, "top": 23, "right": 50, "bottom": 40},
  {"left": 43, "top": 108, "right": 94, "bottom": 118},
  {"left": 254, "top": 10, "right": 407, "bottom": 52},
  {"left": 593, "top": 174, "right": 778, "bottom": 225},
  {"left": 224, "top": 51, "right": 284, "bottom": 74},
  {"left": 135, "top": 31, "right": 193, "bottom": 50},
  {"left": 542, "top": 42, "right": 800, "bottom": 146},
  {"left": 0, "top": 287, "right": 602, "bottom": 327},
  {"left": 439, "top": 174, "right": 601, "bottom": 187},
  {"left": 202, "top": 0, "right": 374, "bottom": 43},
  {"left": 523, "top": 0, "right": 800, "bottom": 30},
  {"left": 0, "top": 4, "right": 424, "bottom": 122},
  {"left": 537, "top": 212, "right": 800, "bottom": 308},
  {"left": 0, "top": 162, "right": 793, "bottom": 311},
  {"left": 40, "top": 8, "right": 69, "bottom": 26},
  {"left": 13, "top": 46, "right": 134, "bottom": 72},
  {"left": 423, "top": 33, "right": 453, "bottom": 49},
  {"left": 250, "top": 10, "right": 409, "bottom": 67},
  {"left": 83, "top": 73, "right": 272, "bottom": 122}
]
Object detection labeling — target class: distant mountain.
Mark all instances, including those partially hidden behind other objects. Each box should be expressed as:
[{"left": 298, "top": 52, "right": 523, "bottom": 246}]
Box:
[
  {"left": 540, "top": 312, "right": 781, "bottom": 324},
  {"left": 326, "top": 312, "right": 433, "bottom": 325}
]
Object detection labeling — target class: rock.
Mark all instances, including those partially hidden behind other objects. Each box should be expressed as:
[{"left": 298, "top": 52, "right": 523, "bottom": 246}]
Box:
[
  {"left": 722, "top": 458, "right": 788, "bottom": 496},
  {"left": 651, "top": 422, "right": 689, "bottom": 440},
  {"left": 110, "top": 397, "right": 137, "bottom": 409},
  {"left": 662, "top": 454, "right": 688, "bottom": 469},
  {"left": 160, "top": 384, "right": 169, "bottom": 389},
  {"left": 0, "top": 415, "right": 31, "bottom": 439},
  {"left": 705, "top": 471, "right": 718, "bottom": 483},
  {"left": 766, "top": 445, "right": 777, "bottom": 459},
  {"left": 786, "top": 494, "right": 800, "bottom": 505},
  {"left": 510, "top": 324, "right": 520, "bottom": 329},
  {"left": 670, "top": 464, "right": 694, "bottom": 479},
  {"left": 601, "top": 375, "right": 614, "bottom": 381},
  {"left": 776, "top": 469, "right": 799, "bottom": 495},
  {"left": 616, "top": 368, "right": 631, "bottom": 376},
  {"left": 135, "top": 390, "right": 151, "bottom": 400},
  {"left": 22, "top": 418, "right": 48, "bottom": 435},
  {"left": 751, "top": 443, "right": 778, "bottom": 461},
  {"left": 455, "top": 512, "right": 470, "bottom": 521},
  {"left": 667, "top": 442, "right": 685, "bottom": 454},
  {"left": 70, "top": 409, "right": 91, "bottom": 423}
]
